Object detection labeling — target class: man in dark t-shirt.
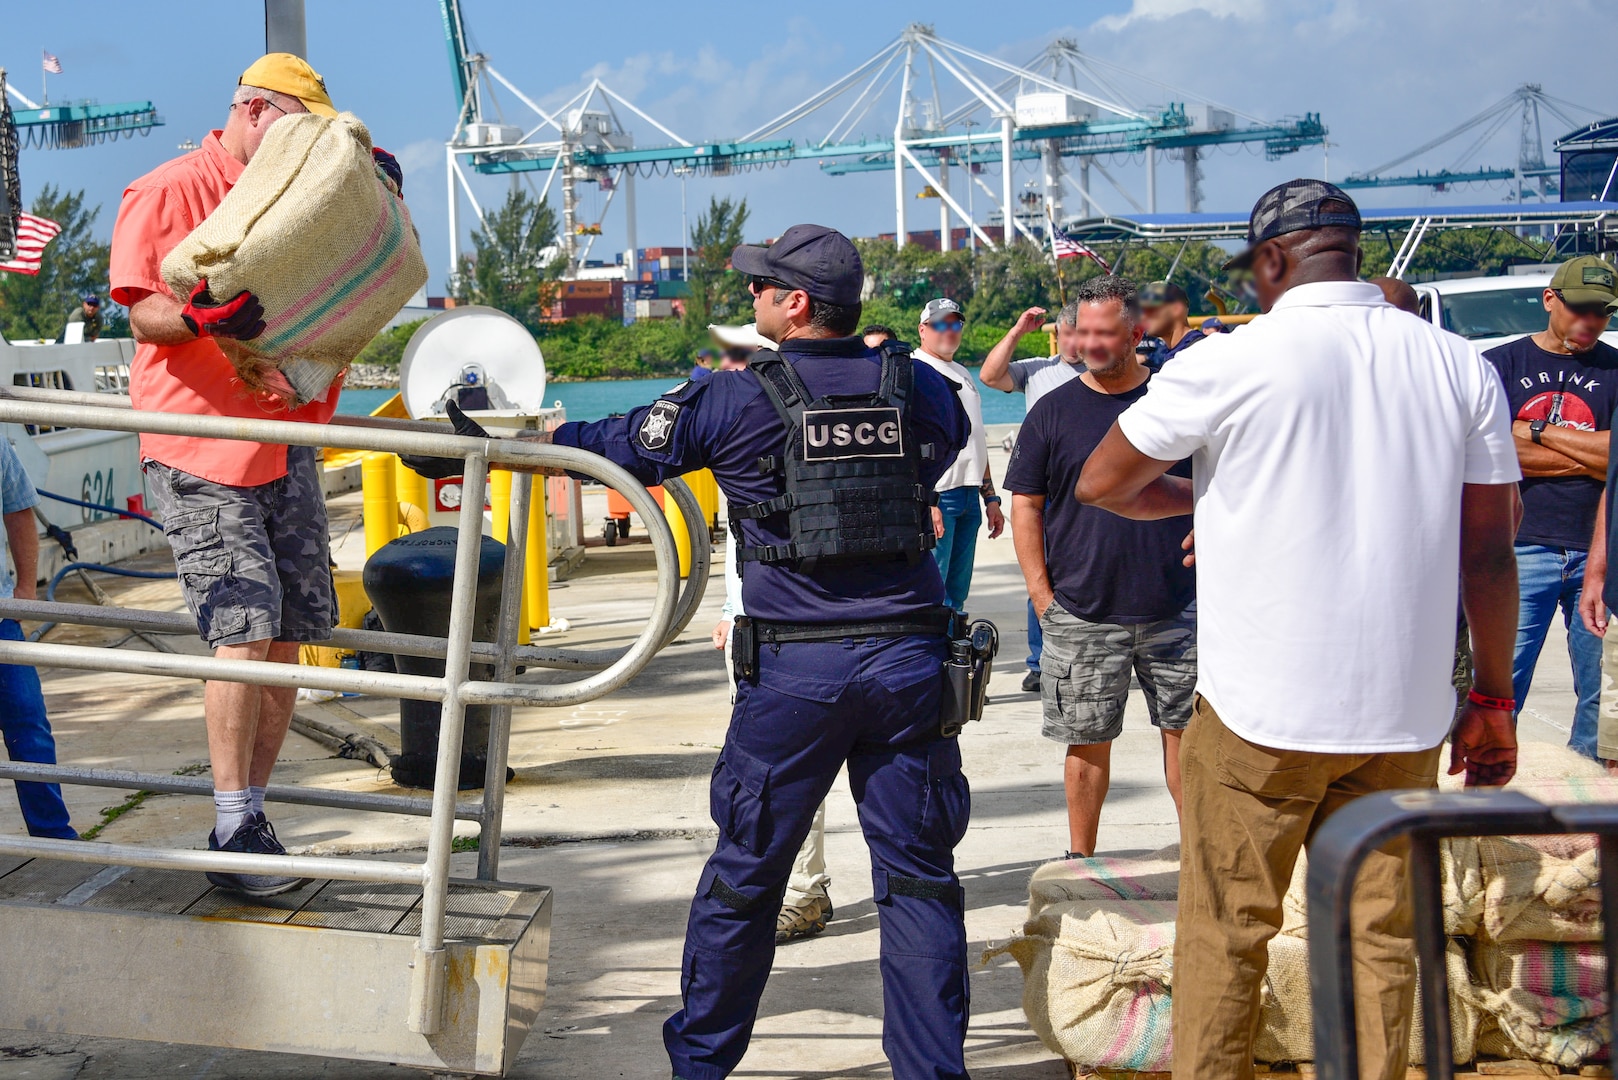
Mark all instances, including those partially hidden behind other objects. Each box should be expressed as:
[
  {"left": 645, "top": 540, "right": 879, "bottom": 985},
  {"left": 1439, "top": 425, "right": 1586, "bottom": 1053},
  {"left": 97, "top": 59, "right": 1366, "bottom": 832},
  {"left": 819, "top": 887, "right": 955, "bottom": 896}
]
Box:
[
  {"left": 1005, "top": 275, "right": 1196, "bottom": 860},
  {"left": 1484, "top": 255, "right": 1618, "bottom": 760}
]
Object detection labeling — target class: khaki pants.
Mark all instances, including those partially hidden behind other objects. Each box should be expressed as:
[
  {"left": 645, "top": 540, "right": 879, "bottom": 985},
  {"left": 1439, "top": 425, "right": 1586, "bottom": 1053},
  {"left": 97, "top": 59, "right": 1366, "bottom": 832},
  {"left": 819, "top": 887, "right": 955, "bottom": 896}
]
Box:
[
  {"left": 1601, "top": 633, "right": 1618, "bottom": 763},
  {"left": 1173, "top": 697, "right": 1442, "bottom": 1080},
  {"left": 784, "top": 800, "right": 830, "bottom": 907}
]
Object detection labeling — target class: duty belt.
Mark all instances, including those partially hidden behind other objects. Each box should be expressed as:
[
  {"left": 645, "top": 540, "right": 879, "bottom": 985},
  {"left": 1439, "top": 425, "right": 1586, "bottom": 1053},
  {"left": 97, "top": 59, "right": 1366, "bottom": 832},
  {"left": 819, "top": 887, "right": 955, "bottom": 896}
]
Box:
[
  {"left": 730, "top": 608, "right": 958, "bottom": 685},
  {"left": 751, "top": 608, "right": 956, "bottom": 645}
]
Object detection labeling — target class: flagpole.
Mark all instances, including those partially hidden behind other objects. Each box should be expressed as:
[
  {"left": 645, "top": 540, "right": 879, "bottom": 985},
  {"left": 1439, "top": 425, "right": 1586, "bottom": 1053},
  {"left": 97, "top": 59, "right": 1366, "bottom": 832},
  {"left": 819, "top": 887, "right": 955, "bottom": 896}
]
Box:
[{"left": 41, "top": 50, "right": 46, "bottom": 107}]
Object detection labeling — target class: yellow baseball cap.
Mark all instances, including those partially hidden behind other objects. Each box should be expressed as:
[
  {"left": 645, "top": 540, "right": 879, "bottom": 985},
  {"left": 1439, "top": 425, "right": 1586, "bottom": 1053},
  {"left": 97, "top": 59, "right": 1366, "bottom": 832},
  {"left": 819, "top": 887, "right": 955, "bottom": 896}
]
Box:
[{"left": 238, "top": 53, "right": 336, "bottom": 119}]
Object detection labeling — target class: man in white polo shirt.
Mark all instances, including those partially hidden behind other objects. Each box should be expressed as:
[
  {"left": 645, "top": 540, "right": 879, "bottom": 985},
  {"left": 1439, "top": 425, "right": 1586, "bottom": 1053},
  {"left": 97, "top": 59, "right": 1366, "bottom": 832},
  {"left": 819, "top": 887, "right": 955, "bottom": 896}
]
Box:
[{"left": 1077, "top": 180, "right": 1522, "bottom": 1080}]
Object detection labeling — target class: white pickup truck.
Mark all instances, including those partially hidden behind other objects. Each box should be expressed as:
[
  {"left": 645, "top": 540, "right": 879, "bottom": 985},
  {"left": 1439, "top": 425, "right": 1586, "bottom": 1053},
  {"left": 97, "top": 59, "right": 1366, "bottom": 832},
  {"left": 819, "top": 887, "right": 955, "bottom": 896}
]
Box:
[{"left": 1411, "top": 271, "right": 1618, "bottom": 352}]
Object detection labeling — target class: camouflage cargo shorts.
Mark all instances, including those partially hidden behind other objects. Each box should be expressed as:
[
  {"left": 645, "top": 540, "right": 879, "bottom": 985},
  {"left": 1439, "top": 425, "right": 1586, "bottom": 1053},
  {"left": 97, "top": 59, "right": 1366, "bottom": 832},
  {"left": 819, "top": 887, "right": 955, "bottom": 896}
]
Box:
[
  {"left": 143, "top": 446, "right": 335, "bottom": 648},
  {"left": 1038, "top": 602, "right": 1198, "bottom": 745}
]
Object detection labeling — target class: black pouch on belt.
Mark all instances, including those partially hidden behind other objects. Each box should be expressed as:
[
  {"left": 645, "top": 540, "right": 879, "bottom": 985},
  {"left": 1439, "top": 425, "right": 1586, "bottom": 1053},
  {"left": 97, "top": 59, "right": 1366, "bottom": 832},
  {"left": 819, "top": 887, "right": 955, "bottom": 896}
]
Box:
[
  {"left": 731, "top": 615, "right": 758, "bottom": 685},
  {"left": 939, "top": 638, "right": 975, "bottom": 738}
]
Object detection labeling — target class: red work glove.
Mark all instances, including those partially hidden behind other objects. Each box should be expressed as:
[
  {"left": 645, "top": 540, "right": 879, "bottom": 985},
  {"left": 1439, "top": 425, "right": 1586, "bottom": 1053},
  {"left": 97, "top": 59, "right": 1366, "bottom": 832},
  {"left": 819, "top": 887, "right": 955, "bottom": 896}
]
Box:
[{"left": 180, "top": 280, "right": 266, "bottom": 341}]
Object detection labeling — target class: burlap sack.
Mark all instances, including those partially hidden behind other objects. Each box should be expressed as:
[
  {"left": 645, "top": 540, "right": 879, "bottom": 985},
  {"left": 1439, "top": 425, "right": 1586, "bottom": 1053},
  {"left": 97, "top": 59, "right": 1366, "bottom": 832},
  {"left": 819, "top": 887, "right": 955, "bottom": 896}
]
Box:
[
  {"left": 991, "top": 895, "right": 1177, "bottom": 1071},
  {"left": 1256, "top": 932, "right": 1479, "bottom": 1065},
  {"left": 987, "top": 850, "right": 1182, "bottom": 1070},
  {"left": 161, "top": 111, "right": 427, "bottom": 406}
]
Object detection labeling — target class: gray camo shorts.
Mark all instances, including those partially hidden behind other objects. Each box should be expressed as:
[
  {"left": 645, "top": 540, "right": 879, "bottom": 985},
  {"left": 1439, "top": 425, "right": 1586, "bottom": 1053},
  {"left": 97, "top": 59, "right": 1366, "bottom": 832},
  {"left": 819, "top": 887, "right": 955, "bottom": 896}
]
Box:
[
  {"left": 143, "top": 446, "right": 335, "bottom": 648},
  {"left": 1039, "top": 602, "right": 1198, "bottom": 745}
]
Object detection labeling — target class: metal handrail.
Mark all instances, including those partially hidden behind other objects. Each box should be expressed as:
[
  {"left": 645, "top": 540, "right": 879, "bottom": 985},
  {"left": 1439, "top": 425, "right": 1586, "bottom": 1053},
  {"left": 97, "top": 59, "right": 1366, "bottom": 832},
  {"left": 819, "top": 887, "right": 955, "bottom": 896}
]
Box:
[
  {"left": 0, "top": 389, "right": 685, "bottom": 1036},
  {"left": 1307, "top": 789, "right": 1618, "bottom": 1080}
]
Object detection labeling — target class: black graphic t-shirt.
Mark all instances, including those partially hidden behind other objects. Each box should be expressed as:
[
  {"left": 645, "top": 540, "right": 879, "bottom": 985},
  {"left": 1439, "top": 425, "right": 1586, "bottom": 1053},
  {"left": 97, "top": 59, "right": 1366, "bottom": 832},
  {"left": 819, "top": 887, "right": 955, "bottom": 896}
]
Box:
[{"left": 1486, "top": 336, "right": 1618, "bottom": 550}]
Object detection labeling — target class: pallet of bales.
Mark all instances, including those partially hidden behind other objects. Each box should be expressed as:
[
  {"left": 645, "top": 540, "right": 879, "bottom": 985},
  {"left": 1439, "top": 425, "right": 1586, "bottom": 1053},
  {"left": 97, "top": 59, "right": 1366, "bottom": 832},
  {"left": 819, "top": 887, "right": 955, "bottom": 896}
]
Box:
[{"left": 988, "top": 741, "right": 1613, "bottom": 1075}]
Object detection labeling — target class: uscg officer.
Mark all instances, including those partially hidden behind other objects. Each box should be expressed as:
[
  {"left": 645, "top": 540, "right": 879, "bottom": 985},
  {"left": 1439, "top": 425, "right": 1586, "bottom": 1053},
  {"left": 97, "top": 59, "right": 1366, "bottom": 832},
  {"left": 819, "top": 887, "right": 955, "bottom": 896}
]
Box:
[{"left": 548, "top": 225, "right": 972, "bottom": 1078}]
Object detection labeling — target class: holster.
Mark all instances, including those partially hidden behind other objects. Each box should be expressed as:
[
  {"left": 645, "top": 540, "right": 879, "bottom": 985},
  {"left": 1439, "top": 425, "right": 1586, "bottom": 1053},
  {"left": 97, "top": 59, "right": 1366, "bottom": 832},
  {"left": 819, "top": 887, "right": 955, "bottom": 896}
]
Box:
[
  {"left": 939, "top": 616, "right": 998, "bottom": 738},
  {"left": 731, "top": 616, "right": 758, "bottom": 686}
]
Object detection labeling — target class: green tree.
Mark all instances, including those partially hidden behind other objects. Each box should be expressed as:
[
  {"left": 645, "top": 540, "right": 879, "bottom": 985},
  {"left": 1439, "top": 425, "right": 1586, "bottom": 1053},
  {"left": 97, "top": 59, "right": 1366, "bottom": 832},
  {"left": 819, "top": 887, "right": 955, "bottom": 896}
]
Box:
[
  {"left": 686, "top": 195, "right": 750, "bottom": 326},
  {"left": 355, "top": 318, "right": 428, "bottom": 369},
  {"left": 452, "top": 188, "right": 564, "bottom": 331},
  {"left": 0, "top": 186, "right": 111, "bottom": 342}
]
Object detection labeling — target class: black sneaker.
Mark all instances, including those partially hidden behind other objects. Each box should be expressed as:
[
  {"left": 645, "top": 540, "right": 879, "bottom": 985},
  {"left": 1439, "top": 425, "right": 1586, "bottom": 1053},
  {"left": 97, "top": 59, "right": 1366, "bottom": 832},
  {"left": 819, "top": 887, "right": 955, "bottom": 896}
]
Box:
[
  {"left": 1021, "top": 669, "right": 1041, "bottom": 693},
  {"left": 205, "top": 814, "right": 310, "bottom": 898}
]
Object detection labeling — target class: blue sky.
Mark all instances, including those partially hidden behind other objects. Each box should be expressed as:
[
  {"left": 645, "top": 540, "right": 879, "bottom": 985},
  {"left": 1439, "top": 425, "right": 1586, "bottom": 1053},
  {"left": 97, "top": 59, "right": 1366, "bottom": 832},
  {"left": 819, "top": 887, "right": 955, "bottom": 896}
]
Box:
[{"left": 6, "top": 0, "right": 1614, "bottom": 294}]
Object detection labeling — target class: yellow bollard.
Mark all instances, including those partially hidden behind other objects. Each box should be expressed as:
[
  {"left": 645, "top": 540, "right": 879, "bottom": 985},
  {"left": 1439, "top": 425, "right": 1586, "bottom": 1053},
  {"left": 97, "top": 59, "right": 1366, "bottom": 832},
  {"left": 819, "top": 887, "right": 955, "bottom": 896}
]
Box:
[
  {"left": 663, "top": 485, "right": 692, "bottom": 578},
  {"left": 686, "top": 469, "right": 719, "bottom": 536},
  {"left": 526, "top": 479, "right": 548, "bottom": 633},
  {"left": 362, "top": 453, "right": 398, "bottom": 558},
  {"left": 488, "top": 469, "right": 532, "bottom": 642},
  {"left": 395, "top": 458, "right": 430, "bottom": 523},
  {"left": 489, "top": 469, "right": 513, "bottom": 543}
]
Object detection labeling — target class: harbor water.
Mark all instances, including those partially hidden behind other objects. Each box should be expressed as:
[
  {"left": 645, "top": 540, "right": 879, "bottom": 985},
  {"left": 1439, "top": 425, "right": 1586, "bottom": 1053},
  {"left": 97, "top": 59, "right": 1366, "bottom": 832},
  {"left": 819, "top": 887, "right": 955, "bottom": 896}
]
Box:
[{"left": 337, "top": 369, "right": 1029, "bottom": 424}]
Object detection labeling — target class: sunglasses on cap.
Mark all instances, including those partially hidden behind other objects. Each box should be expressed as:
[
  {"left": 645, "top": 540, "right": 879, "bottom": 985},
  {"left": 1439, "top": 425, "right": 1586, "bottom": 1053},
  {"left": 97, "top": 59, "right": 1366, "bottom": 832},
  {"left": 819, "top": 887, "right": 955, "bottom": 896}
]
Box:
[
  {"left": 926, "top": 319, "right": 965, "bottom": 332},
  {"left": 1552, "top": 290, "right": 1613, "bottom": 319},
  {"left": 749, "top": 276, "right": 797, "bottom": 296}
]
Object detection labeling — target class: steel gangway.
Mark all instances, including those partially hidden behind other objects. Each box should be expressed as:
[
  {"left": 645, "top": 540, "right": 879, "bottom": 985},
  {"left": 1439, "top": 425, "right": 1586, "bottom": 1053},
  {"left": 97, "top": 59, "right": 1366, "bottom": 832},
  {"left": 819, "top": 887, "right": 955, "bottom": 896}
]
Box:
[{"left": 0, "top": 386, "right": 705, "bottom": 1076}]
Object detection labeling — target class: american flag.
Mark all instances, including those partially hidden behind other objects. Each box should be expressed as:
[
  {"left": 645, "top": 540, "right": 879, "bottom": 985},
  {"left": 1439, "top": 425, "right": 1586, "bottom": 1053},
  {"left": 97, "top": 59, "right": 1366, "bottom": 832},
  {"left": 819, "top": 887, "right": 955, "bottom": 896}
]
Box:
[
  {"left": 0, "top": 214, "right": 63, "bottom": 276},
  {"left": 1052, "top": 231, "right": 1112, "bottom": 273},
  {"left": 42, "top": 51, "right": 62, "bottom": 75}
]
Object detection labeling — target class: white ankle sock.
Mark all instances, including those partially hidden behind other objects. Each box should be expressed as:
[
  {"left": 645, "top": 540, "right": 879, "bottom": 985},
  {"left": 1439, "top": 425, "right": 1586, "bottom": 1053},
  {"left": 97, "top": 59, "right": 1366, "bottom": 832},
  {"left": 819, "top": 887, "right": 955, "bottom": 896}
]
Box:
[
  {"left": 213, "top": 789, "right": 252, "bottom": 845},
  {"left": 249, "top": 786, "right": 267, "bottom": 819}
]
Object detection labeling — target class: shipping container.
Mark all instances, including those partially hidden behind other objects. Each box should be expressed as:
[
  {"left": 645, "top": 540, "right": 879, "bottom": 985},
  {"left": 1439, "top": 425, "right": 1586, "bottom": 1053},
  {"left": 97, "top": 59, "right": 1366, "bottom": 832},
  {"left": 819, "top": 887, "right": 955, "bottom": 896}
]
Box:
[{"left": 634, "top": 299, "right": 676, "bottom": 319}]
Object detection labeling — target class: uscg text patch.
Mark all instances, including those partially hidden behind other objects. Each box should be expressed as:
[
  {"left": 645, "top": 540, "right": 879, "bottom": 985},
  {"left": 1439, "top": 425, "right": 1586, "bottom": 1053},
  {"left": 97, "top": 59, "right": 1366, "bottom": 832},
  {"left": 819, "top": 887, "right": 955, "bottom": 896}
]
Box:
[{"left": 801, "top": 406, "right": 904, "bottom": 461}]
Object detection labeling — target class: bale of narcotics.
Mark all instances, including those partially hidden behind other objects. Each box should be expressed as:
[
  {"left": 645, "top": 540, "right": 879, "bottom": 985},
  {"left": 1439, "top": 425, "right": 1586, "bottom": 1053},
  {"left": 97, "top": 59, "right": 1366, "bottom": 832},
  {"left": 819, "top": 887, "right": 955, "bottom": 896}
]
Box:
[
  {"left": 161, "top": 111, "right": 427, "bottom": 407},
  {"left": 986, "top": 848, "right": 1180, "bottom": 1071}
]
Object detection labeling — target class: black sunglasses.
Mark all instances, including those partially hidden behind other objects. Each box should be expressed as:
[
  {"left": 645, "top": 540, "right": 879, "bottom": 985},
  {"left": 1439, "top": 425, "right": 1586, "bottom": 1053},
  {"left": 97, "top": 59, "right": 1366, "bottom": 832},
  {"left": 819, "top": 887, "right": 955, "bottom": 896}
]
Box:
[
  {"left": 749, "top": 276, "right": 796, "bottom": 296},
  {"left": 1552, "top": 290, "right": 1613, "bottom": 319}
]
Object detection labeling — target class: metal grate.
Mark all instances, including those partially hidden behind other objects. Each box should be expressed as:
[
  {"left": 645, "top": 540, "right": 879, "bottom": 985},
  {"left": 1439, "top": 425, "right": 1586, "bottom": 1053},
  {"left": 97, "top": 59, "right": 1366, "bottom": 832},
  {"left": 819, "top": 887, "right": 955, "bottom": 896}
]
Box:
[
  {"left": 393, "top": 882, "right": 522, "bottom": 941},
  {"left": 0, "top": 858, "right": 104, "bottom": 904},
  {"left": 288, "top": 880, "right": 423, "bottom": 934},
  {"left": 81, "top": 868, "right": 213, "bottom": 914}
]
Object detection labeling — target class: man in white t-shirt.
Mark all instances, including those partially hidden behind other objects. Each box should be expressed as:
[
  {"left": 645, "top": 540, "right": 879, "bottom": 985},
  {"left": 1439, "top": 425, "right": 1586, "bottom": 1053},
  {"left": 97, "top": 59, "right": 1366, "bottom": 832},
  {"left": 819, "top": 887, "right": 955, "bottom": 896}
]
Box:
[
  {"left": 914, "top": 297, "right": 1004, "bottom": 611},
  {"left": 1076, "top": 179, "right": 1522, "bottom": 1080}
]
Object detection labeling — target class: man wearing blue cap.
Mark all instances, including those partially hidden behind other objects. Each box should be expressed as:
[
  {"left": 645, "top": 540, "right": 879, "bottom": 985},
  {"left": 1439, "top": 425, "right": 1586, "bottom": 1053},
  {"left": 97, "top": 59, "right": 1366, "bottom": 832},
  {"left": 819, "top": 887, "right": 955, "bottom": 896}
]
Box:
[{"left": 460, "top": 224, "right": 976, "bottom": 1078}]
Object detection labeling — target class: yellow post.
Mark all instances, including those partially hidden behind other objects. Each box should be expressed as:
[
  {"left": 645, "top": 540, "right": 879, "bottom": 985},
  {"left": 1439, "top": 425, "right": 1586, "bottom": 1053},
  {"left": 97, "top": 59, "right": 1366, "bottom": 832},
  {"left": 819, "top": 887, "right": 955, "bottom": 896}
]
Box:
[
  {"left": 526, "top": 479, "right": 548, "bottom": 632},
  {"left": 488, "top": 469, "right": 532, "bottom": 641},
  {"left": 687, "top": 469, "right": 719, "bottom": 536},
  {"left": 489, "top": 469, "right": 513, "bottom": 543},
  {"left": 362, "top": 453, "right": 398, "bottom": 557},
  {"left": 396, "top": 458, "right": 430, "bottom": 521},
  {"left": 664, "top": 485, "right": 692, "bottom": 578}
]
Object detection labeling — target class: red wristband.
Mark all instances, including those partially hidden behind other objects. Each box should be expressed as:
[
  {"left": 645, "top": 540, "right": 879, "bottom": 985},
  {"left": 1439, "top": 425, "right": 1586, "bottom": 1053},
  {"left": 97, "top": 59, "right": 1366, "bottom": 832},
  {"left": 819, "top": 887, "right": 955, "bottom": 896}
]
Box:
[{"left": 1467, "top": 689, "right": 1515, "bottom": 712}]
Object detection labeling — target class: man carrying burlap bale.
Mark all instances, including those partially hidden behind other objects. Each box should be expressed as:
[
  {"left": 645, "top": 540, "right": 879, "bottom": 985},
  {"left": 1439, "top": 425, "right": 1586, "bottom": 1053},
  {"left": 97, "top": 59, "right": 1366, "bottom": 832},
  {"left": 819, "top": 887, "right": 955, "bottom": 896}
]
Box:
[
  {"left": 109, "top": 55, "right": 422, "bottom": 898},
  {"left": 1076, "top": 180, "right": 1524, "bottom": 1080}
]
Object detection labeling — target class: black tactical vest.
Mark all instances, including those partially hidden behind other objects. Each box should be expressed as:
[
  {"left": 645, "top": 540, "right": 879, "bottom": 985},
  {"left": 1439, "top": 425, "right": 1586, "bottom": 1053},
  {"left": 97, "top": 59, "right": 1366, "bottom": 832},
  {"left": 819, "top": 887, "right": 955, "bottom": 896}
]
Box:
[{"left": 732, "top": 343, "right": 937, "bottom": 572}]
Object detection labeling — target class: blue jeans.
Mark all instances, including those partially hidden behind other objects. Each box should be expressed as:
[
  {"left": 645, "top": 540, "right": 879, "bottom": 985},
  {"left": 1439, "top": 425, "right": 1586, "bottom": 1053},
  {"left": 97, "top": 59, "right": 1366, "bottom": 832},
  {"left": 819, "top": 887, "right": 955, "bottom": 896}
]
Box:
[
  {"left": 932, "top": 487, "right": 981, "bottom": 612},
  {"left": 1512, "top": 544, "right": 1601, "bottom": 759},
  {"left": 0, "top": 619, "right": 75, "bottom": 837},
  {"left": 1027, "top": 598, "right": 1043, "bottom": 673}
]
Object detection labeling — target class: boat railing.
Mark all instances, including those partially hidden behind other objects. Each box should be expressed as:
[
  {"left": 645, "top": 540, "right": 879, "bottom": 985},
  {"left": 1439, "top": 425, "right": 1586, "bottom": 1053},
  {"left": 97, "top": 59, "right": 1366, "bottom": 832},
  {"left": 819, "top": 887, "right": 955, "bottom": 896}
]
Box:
[{"left": 0, "top": 385, "right": 685, "bottom": 1036}]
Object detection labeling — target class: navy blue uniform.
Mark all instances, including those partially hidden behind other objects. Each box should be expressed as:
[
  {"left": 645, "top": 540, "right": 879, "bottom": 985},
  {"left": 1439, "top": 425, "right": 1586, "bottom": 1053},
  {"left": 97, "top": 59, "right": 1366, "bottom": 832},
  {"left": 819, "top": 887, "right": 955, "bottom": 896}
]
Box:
[{"left": 555, "top": 335, "right": 973, "bottom": 1079}]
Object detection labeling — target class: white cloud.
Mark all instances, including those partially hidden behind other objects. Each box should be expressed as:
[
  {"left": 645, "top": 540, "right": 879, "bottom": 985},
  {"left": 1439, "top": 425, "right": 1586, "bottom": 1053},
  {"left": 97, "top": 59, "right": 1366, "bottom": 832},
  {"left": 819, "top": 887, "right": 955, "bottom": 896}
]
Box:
[
  {"left": 394, "top": 139, "right": 443, "bottom": 178},
  {"left": 1096, "top": 0, "right": 1268, "bottom": 30}
]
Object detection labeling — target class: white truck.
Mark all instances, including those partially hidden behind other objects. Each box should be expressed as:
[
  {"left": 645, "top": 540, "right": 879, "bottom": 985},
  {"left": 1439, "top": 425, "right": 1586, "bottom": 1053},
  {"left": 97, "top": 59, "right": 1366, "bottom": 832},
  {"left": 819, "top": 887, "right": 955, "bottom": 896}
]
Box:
[{"left": 1411, "top": 270, "right": 1618, "bottom": 353}]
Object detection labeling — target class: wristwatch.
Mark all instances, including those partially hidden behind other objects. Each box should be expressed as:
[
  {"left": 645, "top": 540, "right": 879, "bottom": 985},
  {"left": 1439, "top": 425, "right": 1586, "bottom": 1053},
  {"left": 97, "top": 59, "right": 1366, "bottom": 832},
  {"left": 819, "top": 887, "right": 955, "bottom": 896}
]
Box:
[
  {"left": 982, "top": 494, "right": 1002, "bottom": 506},
  {"left": 1530, "top": 418, "right": 1549, "bottom": 445}
]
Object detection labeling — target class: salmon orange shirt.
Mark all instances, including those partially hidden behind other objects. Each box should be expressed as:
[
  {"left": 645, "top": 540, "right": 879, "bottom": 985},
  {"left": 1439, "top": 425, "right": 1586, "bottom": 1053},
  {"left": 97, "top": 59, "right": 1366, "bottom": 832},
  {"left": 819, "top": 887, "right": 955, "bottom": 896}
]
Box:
[{"left": 109, "top": 131, "right": 343, "bottom": 487}]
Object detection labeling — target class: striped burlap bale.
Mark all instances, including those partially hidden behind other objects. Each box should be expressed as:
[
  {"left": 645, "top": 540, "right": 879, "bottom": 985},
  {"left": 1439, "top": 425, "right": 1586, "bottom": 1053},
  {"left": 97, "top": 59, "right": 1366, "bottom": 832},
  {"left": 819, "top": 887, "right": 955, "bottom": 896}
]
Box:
[{"left": 161, "top": 111, "right": 428, "bottom": 406}]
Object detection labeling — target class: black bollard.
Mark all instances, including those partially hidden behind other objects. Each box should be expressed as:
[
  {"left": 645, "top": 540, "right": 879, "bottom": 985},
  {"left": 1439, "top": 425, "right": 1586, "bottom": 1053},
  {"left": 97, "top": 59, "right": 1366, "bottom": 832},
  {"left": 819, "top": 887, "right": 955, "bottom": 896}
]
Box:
[{"left": 363, "top": 526, "right": 507, "bottom": 790}]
